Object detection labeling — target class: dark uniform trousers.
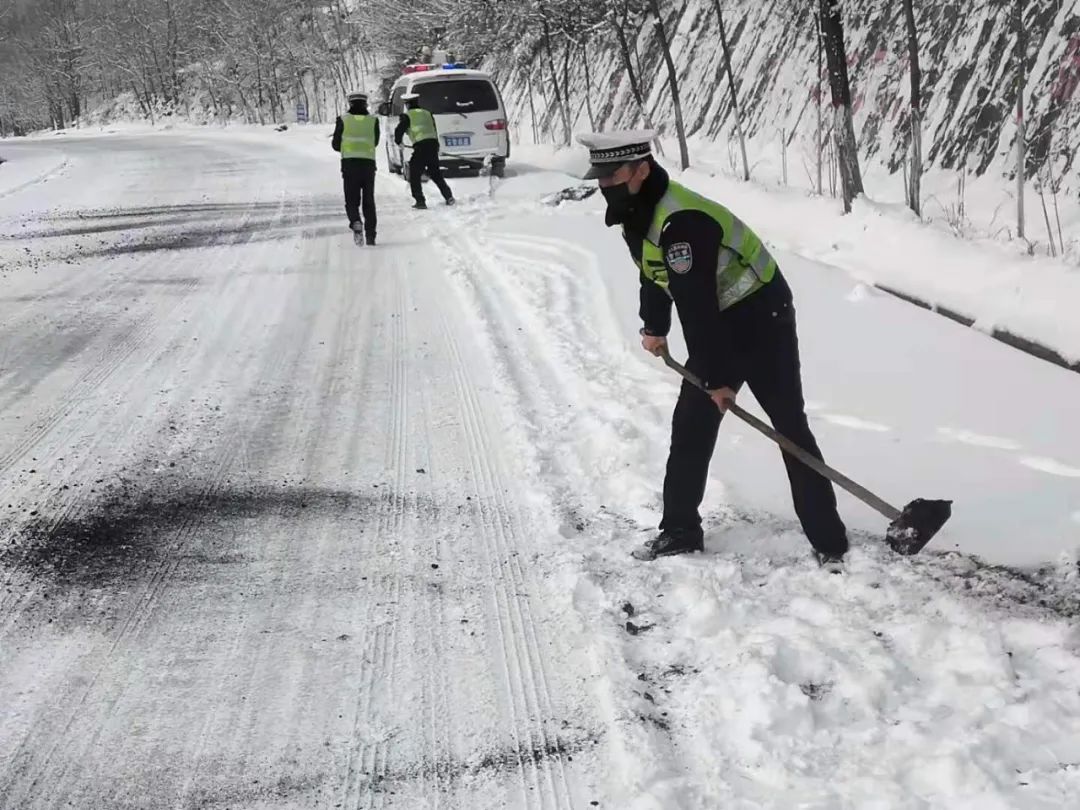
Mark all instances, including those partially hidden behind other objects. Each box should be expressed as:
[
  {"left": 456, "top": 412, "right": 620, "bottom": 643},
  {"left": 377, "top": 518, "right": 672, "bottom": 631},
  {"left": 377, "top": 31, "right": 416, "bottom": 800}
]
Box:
[
  {"left": 342, "top": 158, "right": 377, "bottom": 240},
  {"left": 409, "top": 140, "right": 453, "bottom": 204},
  {"left": 660, "top": 299, "right": 848, "bottom": 556}
]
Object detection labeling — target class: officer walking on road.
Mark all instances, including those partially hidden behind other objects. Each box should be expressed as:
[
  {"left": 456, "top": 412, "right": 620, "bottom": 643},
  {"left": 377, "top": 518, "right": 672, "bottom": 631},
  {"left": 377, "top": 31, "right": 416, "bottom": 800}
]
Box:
[
  {"left": 578, "top": 130, "right": 849, "bottom": 572},
  {"left": 394, "top": 92, "right": 454, "bottom": 210},
  {"left": 332, "top": 90, "right": 379, "bottom": 246}
]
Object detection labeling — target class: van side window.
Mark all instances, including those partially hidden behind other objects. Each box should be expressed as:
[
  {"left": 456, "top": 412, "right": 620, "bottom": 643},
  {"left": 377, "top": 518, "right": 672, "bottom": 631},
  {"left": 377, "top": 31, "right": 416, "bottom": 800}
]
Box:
[{"left": 391, "top": 87, "right": 405, "bottom": 116}]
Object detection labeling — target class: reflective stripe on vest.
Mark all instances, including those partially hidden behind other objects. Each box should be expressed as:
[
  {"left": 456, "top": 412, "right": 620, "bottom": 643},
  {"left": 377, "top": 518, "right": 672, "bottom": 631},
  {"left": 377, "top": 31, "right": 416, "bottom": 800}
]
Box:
[
  {"left": 407, "top": 108, "right": 438, "bottom": 144},
  {"left": 341, "top": 114, "right": 376, "bottom": 160},
  {"left": 633, "top": 181, "right": 778, "bottom": 311}
]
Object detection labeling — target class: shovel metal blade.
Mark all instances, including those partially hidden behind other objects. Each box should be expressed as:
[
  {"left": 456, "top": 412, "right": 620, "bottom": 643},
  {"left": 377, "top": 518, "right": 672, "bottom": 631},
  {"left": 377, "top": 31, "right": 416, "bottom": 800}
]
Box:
[{"left": 886, "top": 498, "right": 953, "bottom": 555}]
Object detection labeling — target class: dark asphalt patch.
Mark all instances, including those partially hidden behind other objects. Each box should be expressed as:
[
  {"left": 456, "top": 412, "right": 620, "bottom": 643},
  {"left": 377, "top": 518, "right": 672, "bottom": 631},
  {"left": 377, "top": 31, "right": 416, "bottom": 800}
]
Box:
[
  {"left": 365, "top": 730, "right": 603, "bottom": 795},
  {"left": 4, "top": 482, "right": 446, "bottom": 590}
]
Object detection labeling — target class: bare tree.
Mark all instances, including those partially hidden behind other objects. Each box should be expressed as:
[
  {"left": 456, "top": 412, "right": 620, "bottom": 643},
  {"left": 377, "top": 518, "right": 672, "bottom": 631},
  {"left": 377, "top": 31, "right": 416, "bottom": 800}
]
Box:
[
  {"left": 902, "top": 0, "right": 922, "bottom": 217},
  {"left": 537, "top": 1, "right": 573, "bottom": 144},
  {"left": 647, "top": 0, "right": 689, "bottom": 170},
  {"left": 818, "top": 0, "right": 864, "bottom": 212},
  {"left": 580, "top": 37, "right": 597, "bottom": 131},
  {"left": 711, "top": 0, "right": 748, "bottom": 180},
  {"left": 608, "top": 4, "right": 662, "bottom": 152},
  {"left": 814, "top": 10, "right": 824, "bottom": 195},
  {"left": 1014, "top": 0, "right": 1027, "bottom": 239}
]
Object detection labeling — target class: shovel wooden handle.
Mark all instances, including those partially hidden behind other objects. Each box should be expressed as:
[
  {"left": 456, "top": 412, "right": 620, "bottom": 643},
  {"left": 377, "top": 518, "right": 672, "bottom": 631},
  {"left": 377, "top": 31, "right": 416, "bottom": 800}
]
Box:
[{"left": 658, "top": 349, "right": 901, "bottom": 521}]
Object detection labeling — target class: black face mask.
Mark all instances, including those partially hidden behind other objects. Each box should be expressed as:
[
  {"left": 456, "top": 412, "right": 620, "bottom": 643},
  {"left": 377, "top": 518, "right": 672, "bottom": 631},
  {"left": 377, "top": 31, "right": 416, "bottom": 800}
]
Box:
[{"left": 601, "top": 183, "right": 635, "bottom": 226}]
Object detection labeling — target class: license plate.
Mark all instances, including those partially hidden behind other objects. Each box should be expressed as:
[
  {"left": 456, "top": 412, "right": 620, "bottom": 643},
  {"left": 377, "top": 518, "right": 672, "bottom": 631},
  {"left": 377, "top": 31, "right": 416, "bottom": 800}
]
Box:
[{"left": 444, "top": 135, "right": 471, "bottom": 147}]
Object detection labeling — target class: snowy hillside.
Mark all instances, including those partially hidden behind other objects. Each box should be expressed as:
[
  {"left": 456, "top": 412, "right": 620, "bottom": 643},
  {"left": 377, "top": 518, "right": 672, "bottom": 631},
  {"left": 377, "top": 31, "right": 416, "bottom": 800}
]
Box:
[{"left": 494, "top": 1, "right": 1080, "bottom": 227}]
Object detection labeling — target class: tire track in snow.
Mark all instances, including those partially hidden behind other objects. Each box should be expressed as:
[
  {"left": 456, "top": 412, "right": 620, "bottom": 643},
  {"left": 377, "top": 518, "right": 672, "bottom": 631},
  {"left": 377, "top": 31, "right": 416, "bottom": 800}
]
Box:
[
  {"left": 0, "top": 424, "right": 249, "bottom": 806},
  {"left": 0, "top": 190, "right": 273, "bottom": 555},
  {"left": 370, "top": 279, "right": 411, "bottom": 810},
  {"left": 46, "top": 189, "right": 332, "bottom": 806},
  {"left": 409, "top": 210, "right": 585, "bottom": 807},
  {"left": 439, "top": 225, "right": 655, "bottom": 539},
  {"left": 432, "top": 219, "right": 693, "bottom": 803},
  {"left": 0, "top": 192, "right": 323, "bottom": 806},
  {"left": 168, "top": 191, "right": 355, "bottom": 805},
  {"left": 0, "top": 192, "right": 280, "bottom": 626},
  {"left": 439, "top": 310, "right": 576, "bottom": 810},
  {"left": 346, "top": 275, "right": 412, "bottom": 810},
  {"left": 398, "top": 268, "right": 454, "bottom": 805},
  {"left": 0, "top": 191, "right": 270, "bottom": 472}
]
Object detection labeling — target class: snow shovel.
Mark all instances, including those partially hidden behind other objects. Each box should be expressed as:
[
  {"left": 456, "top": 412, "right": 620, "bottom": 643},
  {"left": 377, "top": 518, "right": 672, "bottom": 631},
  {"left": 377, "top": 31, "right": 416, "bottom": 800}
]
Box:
[{"left": 658, "top": 348, "right": 951, "bottom": 555}]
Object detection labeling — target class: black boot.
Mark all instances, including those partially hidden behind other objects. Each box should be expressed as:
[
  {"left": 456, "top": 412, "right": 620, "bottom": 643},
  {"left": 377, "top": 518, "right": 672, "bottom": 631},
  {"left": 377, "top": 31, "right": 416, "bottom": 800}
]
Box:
[
  {"left": 814, "top": 550, "right": 845, "bottom": 574},
  {"left": 632, "top": 528, "right": 704, "bottom": 561}
]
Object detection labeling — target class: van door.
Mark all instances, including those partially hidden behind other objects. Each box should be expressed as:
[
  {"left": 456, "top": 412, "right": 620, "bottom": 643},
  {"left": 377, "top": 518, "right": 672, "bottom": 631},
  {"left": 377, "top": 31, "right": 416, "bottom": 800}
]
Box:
[{"left": 413, "top": 78, "right": 507, "bottom": 160}]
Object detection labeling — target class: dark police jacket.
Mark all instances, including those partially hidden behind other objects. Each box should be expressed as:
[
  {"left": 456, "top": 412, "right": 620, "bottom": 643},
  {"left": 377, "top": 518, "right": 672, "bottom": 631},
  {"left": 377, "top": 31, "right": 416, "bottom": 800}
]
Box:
[{"left": 621, "top": 165, "right": 794, "bottom": 391}]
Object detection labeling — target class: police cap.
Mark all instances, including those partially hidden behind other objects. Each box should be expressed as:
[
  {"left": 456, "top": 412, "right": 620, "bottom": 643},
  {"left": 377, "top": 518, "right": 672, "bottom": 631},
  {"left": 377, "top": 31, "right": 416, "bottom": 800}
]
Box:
[{"left": 576, "top": 130, "right": 657, "bottom": 180}]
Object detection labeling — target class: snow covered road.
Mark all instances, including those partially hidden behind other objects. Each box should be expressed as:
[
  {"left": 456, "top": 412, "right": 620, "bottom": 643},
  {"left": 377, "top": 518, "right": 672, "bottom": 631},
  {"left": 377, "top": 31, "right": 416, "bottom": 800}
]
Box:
[{"left": 0, "top": 131, "right": 1078, "bottom": 808}]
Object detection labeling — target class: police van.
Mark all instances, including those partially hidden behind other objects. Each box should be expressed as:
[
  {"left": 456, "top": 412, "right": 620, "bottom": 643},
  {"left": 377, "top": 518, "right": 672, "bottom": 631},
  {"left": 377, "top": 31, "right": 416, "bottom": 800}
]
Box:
[{"left": 378, "top": 62, "right": 510, "bottom": 178}]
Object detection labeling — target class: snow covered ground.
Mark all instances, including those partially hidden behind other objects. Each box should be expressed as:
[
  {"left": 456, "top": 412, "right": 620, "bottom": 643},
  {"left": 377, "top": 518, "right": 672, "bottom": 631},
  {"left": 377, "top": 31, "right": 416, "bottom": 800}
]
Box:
[
  {"left": 0, "top": 141, "right": 68, "bottom": 199},
  {"left": 0, "top": 127, "right": 1078, "bottom": 808}
]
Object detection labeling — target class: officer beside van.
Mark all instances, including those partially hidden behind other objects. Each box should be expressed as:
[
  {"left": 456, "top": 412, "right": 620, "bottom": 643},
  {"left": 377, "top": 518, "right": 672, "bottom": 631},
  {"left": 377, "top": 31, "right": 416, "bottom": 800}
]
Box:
[
  {"left": 577, "top": 130, "right": 849, "bottom": 572},
  {"left": 332, "top": 90, "right": 379, "bottom": 245},
  {"left": 394, "top": 92, "right": 455, "bottom": 210}
]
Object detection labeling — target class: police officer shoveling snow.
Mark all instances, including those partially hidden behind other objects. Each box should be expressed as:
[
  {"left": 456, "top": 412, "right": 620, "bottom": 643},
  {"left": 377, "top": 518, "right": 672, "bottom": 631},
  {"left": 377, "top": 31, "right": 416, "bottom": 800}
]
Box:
[
  {"left": 579, "top": 130, "right": 850, "bottom": 572},
  {"left": 394, "top": 92, "right": 455, "bottom": 210}
]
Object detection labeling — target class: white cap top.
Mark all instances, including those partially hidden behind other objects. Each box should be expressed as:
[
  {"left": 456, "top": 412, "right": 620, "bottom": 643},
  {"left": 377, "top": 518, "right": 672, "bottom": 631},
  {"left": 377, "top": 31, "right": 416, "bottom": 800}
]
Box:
[
  {"left": 576, "top": 130, "right": 657, "bottom": 151},
  {"left": 577, "top": 130, "right": 657, "bottom": 179}
]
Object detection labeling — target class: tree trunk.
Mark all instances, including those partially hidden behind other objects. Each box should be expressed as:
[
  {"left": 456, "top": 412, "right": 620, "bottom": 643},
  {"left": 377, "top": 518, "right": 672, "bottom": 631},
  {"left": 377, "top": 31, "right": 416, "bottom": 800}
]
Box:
[
  {"left": 611, "top": 15, "right": 662, "bottom": 153},
  {"left": 561, "top": 38, "right": 573, "bottom": 131},
  {"left": 612, "top": 17, "right": 645, "bottom": 112},
  {"left": 712, "top": 0, "right": 748, "bottom": 180},
  {"left": 902, "top": 0, "right": 922, "bottom": 217},
  {"left": 581, "top": 40, "right": 596, "bottom": 131},
  {"left": 818, "top": 0, "right": 864, "bottom": 213},
  {"left": 539, "top": 11, "right": 571, "bottom": 144},
  {"left": 539, "top": 40, "right": 563, "bottom": 142},
  {"left": 815, "top": 11, "right": 823, "bottom": 195},
  {"left": 526, "top": 73, "right": 539, "bottom": 144},
  {"left": 648, "top": 0, "right": 689, "bottom": 170},
  {"left": 1014, "top": 0, "right": 1026, "bottom": 240}
]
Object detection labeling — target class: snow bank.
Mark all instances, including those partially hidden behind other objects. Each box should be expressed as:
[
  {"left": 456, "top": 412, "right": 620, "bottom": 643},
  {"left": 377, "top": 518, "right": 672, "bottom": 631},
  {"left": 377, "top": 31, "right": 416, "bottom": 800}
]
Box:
[{"left": 567, "top": 527, "right": 1080, "bottom": 809}]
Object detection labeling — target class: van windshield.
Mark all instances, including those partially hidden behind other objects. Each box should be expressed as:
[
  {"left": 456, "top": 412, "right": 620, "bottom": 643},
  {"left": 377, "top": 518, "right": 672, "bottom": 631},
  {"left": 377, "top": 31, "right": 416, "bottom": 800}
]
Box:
[{"left": 414, "top": 79, "right": 499, "bottom": 114}]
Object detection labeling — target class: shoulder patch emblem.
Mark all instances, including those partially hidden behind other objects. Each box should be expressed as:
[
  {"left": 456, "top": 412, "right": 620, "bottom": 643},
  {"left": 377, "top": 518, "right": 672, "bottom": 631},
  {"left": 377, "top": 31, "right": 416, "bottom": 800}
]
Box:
[{"left": 666, "top": 241, "right": 693, "bottom": 275}]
